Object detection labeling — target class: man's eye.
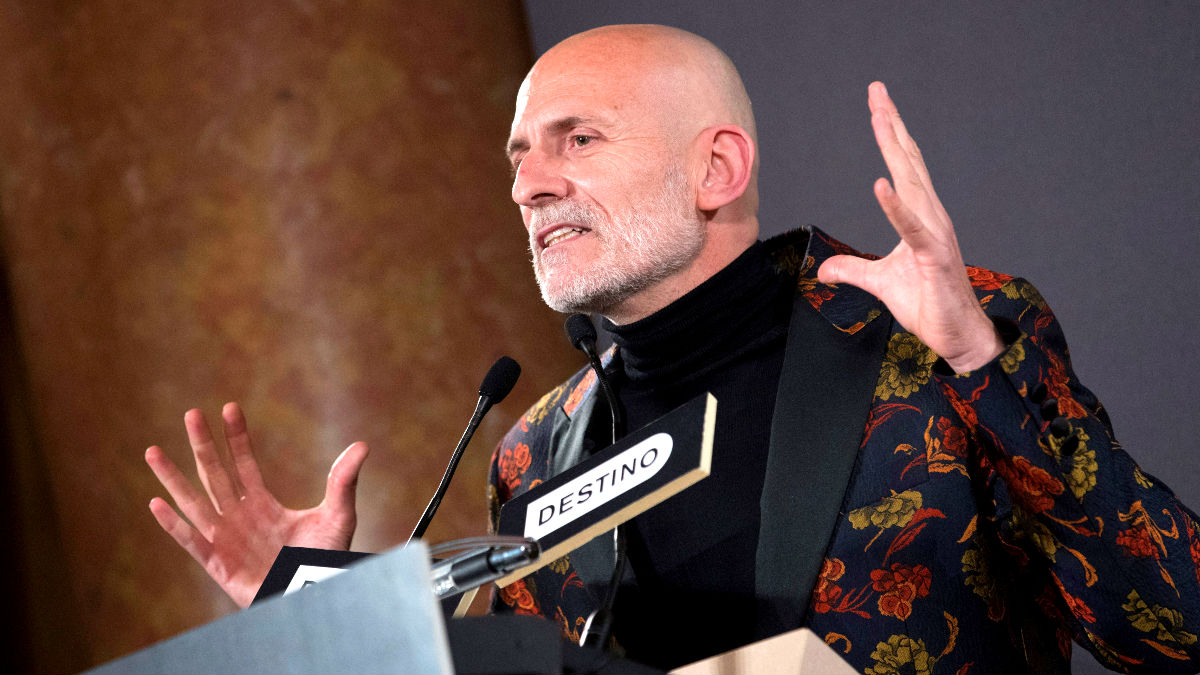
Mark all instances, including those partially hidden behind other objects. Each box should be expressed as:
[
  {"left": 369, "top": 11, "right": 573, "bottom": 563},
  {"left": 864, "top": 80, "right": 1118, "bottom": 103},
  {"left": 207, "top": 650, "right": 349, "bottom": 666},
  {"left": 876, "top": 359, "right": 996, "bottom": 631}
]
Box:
[{"left": 572, "top": 135, "right": 593, "bottom": 147}]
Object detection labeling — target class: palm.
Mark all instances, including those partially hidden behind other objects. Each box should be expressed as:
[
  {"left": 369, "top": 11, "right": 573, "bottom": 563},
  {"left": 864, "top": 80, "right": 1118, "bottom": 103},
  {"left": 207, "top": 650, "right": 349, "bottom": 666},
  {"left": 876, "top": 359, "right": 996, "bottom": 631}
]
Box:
[
  {"left": 818, "top": 82, "right": 1001, "bottom": 373},
  {"left": 147, "top": 403, "right": 368, "bottom": 608}
]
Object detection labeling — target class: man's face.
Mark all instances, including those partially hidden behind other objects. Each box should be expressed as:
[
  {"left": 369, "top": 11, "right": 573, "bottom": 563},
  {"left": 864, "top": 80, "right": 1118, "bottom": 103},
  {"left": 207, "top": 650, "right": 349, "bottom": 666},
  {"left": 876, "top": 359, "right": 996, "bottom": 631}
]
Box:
[{"left": 506, "top": 58, "right": 705, "bottom": 318}]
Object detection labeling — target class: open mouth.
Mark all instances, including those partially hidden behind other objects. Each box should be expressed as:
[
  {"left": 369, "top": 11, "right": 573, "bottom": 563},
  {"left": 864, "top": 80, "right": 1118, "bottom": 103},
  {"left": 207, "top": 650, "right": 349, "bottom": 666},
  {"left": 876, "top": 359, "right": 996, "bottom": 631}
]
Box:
[{"left": 539, "top": 225, "right": 590, "bottom": 250}]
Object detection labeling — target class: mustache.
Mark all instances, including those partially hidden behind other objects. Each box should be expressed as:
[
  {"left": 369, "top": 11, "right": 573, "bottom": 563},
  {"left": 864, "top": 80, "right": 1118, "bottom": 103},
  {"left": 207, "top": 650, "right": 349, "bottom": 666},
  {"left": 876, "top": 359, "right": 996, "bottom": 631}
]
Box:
[{"left": 528, "top": 200, "right": 599, "bottom": 232}]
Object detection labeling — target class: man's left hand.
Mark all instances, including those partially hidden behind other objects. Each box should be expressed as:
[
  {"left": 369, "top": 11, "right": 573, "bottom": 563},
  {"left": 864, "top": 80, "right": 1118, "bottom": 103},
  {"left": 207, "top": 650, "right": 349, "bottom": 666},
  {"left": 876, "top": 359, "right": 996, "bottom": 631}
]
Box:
[{"left": 817, "top": 81, "right": 1004, "bottom": 373}]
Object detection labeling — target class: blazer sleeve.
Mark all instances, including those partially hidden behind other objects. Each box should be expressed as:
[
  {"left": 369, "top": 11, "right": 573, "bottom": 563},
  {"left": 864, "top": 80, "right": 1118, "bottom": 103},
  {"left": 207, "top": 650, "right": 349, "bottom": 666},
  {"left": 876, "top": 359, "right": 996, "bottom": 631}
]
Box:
[{"left": 937, "top": 271, "right": 1200, "bottom": 674}]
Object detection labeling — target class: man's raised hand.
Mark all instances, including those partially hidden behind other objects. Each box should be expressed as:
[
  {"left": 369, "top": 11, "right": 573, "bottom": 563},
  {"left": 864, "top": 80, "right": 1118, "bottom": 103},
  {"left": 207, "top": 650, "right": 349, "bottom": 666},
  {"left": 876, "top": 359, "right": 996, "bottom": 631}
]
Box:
[
  {"left": 817, "top": 82, "right": 1004, "bottom": 373},
  {"left": 145, "top": 402, "right": 369, "bottom": 608}
]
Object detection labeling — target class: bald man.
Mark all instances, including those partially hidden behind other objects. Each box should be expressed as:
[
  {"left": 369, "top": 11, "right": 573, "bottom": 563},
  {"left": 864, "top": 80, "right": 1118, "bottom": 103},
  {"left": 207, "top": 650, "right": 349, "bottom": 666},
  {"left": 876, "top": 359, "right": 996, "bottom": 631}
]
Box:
[{"left": 147, "top": 24, "right": 1200, "bottom": 675}]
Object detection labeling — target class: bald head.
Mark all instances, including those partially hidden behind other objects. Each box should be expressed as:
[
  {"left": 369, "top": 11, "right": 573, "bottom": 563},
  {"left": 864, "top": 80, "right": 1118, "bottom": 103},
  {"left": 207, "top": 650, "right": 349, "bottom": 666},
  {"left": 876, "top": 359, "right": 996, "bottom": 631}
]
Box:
[
  {"left": 508, "top": 25, "right": 761, "bottom": 323},
  {"left": 534, "top": 25, "right": 757, "bottom": 147}
]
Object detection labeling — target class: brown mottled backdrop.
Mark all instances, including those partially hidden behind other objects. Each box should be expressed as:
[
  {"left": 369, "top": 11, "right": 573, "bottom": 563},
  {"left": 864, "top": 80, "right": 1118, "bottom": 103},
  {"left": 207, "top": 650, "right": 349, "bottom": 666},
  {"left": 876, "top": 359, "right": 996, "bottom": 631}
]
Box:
[{"left": 0, "top": 2, "right": 574, "bottom": 671}]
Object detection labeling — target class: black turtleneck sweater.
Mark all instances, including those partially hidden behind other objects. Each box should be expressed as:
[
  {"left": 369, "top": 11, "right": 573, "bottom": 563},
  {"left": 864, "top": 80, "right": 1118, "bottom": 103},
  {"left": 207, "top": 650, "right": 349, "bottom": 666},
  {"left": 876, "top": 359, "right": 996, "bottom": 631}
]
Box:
[{"left": 598, "top": 242, "right": 794, "bottom": 669}]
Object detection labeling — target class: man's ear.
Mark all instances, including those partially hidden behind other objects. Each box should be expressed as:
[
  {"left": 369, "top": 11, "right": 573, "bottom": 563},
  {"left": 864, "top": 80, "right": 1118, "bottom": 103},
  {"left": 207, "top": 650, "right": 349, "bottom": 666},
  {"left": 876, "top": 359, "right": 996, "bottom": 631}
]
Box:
[{"left": 695, "top": 125, "right": 755, "bottom": 212}]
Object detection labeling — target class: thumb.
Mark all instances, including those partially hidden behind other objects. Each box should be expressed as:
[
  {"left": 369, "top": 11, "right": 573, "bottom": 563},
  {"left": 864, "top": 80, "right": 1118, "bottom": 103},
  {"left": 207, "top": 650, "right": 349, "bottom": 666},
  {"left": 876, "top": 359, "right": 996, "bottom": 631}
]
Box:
[
  {"left": 817, "top": 254, "right": 873, "bottom": 291},
  {"left": 325, "top": 441, "right": 370, "bottom": 516}
]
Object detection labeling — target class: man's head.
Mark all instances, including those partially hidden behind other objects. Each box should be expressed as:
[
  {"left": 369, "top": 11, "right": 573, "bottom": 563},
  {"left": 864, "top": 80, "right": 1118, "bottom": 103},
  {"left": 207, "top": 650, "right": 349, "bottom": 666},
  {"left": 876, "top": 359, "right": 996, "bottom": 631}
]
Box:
[{"left": 506, "top": 25, "right": 760, "bottom": 324}]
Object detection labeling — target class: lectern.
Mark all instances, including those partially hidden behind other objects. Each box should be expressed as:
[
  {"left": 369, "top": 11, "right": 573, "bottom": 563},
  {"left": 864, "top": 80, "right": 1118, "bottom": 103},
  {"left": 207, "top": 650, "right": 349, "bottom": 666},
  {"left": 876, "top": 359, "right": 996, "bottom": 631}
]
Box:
[{"left": 87, "top": 543, "right": 452, "bottom": 674}]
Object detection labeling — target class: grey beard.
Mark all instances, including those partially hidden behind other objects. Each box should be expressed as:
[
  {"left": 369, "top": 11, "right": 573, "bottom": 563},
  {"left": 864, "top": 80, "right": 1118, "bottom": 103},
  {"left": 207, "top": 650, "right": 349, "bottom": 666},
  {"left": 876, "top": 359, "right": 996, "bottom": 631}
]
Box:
[{"left": 529, "top": 168, "right": 704, "bottom": 316}]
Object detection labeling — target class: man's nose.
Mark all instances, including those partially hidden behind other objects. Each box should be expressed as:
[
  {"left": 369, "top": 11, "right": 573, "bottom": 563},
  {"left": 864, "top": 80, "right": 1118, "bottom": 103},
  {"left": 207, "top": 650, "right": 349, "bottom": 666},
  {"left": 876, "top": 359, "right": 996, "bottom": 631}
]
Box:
[{"left": 512, "top": 150, "right": 569, "bottom": 207}]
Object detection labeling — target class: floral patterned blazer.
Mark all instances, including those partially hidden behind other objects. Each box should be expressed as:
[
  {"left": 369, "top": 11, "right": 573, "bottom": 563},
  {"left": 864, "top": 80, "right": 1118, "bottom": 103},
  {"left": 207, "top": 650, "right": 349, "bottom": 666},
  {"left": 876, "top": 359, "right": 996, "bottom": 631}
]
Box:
[{"left": 487, "top": 227, "right": 1200, "bottom": 675}]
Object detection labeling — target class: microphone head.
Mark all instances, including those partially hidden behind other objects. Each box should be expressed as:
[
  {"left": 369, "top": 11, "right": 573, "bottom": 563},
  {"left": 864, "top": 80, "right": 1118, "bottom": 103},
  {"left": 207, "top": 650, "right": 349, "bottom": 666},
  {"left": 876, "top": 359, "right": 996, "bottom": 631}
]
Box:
[
  {"left": 564, "top": 313, "right": 598, "bottom": 351},
  {"left": 479, "top": 356, "right": 521, "bottom": 403}
]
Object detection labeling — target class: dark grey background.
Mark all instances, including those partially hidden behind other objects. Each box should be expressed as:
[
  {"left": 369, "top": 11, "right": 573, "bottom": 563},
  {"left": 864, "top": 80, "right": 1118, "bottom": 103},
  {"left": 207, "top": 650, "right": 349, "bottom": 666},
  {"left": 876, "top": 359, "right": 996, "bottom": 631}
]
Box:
[{"left": 522, "top": 2, "right": 1199, "bottom": 673}]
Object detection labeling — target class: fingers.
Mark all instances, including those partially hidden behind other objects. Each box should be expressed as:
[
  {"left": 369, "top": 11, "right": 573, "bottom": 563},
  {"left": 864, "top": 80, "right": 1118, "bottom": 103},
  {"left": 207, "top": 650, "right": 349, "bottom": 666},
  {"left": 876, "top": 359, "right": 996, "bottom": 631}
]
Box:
[
  {"left": 869, "top": 82, "right": 952, "bottom": 225},
  {"left": 874, "top": 177, "right": 940, "bottom": 253},
  {"left": 222, "top": 402, "right": 265, "bottom": 494},
  {"left": 324, "top": 442, "right": 370, "bottom": 520},
  {"left": 868, "top": 82, "right": 930, "bottom": 177},
  {"left": 868, "top": 82, "right": 958, "bottom": 256},
  {"left": 148, "top": 496, "right": 215, "bottom": 566},
  {"left": 146, "top": 445, "right": 217, "bottom": 532},
  {"left": 185, "top": 409, "right": 242, "bottom": 513},
  {"left": 870, "top": 89, "right": 928, "bottom": 204}
]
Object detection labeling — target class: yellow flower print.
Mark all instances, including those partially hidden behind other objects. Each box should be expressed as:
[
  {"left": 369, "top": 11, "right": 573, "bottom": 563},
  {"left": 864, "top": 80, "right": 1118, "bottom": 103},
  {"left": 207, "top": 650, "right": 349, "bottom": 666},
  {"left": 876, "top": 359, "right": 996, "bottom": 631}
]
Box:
[
  {"left": 1024, "top": 517, "right": 1061, "bottom": 561},
  {"left": 998, "top": 337, "right": 1026, "bottom": 374},
  {"left": 547, "top": 556, "right": 571, "bottom": 574},
  {"left": 961, "top": 540, "right": 1004, "bottom": 621},
  {"left": 1122, "top": 590, "right": 1198, "bottom": 645},
  {"left": 849, "top": 490, "right": 923, "bottom": 531},
  {"left": 849, "top": 490, "right": 924, "bottom": 550},
  {"left": 525, "top": 384, "right": 565, "bottom": 427},
  {"left": 865, "top": 635, "right": 933, "bottom": 675},
  {"left": 1039, "top": 426, "right": 1097, "bottom": 500},
  {"left": 769, "top": 244, "right": 806, "bottom": 275},
  {"left": 1066, "top": 446, "right": 1098, "bottom": 500},
  {"left": 1001, "top": 279, "right": 1047, "bottom": 310},
  {"left": 876, "top": 333, "right": 937, "bottom": 400}
]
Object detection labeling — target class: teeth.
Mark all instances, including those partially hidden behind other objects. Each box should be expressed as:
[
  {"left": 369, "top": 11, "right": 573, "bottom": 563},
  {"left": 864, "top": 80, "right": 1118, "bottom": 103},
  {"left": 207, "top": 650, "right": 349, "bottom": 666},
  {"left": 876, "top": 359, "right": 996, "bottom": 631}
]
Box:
[{"left": 543, "top": 227, "right": 584, "bottom": 248}]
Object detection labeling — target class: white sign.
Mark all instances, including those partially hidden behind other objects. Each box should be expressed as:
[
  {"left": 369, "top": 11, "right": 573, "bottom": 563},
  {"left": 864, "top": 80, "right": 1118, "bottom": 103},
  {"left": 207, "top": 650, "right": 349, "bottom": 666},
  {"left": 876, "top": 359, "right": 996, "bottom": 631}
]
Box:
[
  {"left": 524, "top": 432, "right": 673, "bottom": 540},
  {"left": 283, "top": 564, "right": 349, "bottom": 595}
]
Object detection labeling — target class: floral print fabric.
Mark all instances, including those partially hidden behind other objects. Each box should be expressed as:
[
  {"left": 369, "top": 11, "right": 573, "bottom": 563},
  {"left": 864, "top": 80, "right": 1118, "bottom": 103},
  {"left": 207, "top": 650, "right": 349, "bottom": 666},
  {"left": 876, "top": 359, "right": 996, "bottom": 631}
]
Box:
[{"left": 487, "top": 227, "right": 1200, "bottom": 674}]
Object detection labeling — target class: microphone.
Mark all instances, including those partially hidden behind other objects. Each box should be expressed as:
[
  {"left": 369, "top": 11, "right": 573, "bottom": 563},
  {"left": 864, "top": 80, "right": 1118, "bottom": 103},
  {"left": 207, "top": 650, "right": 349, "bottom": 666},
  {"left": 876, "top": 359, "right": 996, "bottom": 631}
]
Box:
[
  {"left": 564, "top": 314, "right": 624, "bottom": 443},
  {"left": 564, "top": 314, "right": 626, "bottom": 651},
  {"left": 428, "top": 536, "right": 540, "bottom": 599},
  {"left": 408, "top": 356, "right": 521, "bottom": 542}
]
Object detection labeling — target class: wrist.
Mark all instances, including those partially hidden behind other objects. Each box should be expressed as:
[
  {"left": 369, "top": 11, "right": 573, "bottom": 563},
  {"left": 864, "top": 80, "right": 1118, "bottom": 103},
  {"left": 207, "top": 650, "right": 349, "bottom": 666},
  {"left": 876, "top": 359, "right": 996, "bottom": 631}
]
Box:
[{"left": 943, "top": 319, "right": 1005, "bottom": 374}]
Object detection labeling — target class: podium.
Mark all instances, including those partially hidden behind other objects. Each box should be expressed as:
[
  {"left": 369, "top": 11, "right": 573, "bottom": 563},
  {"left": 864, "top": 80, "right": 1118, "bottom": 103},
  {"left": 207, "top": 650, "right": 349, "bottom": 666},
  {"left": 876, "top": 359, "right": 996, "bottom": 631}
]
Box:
[{"left": 87, "top": 543, "right": 452, "bottom": 674}]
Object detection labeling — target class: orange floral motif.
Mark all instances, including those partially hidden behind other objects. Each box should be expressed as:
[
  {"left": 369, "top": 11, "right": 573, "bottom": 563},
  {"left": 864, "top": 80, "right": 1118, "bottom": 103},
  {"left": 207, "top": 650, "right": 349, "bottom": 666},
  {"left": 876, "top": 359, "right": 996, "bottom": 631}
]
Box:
[
  {"left": 994, "top": 456, "right": 1064, "bottom": 514},
  {"left": 939, "top": 380, "right": 981, "bottom": 429},
  {"left": 556, "top": 609, "right": 586, "bottom": 643},
  {"left": 562, "top": 369, "right": 596, "bottom": 417},
  {"left": 820, "top": 231, "right": 879, "bottom": 260},
  {"left": 1049, "top": 572, "right": 1097, "bottom": 625},
  {"left": 1034, "top": 586, "right": 1076, "bottom": 659},
  {"left": 1185, "top": 514, "right": 1200, "bottom": 588},
  {"left": 1043, "top": 352, "right": 1088, "bottom": 419},
  {"left": 813, "top": 558, "right": 846, "bottom": 614},
  {"left": 966, "top": 266, "right": 1013, "bottom": 290},
  {"left": 937, "top": 416, "right": 968, "bottom": 457},
  {"left": 870, "top": 563, "right": 933, "bottom": 620},
  {"left": 1118, "top": 501, "right": 1181, "bottom": 592},
  {"left": 498, "top": 443, "right": 532, "bottom": 490},
  {"left": 804, "top": 286, "right": 836, "bottom": 310},
  {"left": 1117, "top": 525, "right": 1161, "bottom": 558},
  {"left": 499, "top": 579, "right": 540, "bottom": 616}
]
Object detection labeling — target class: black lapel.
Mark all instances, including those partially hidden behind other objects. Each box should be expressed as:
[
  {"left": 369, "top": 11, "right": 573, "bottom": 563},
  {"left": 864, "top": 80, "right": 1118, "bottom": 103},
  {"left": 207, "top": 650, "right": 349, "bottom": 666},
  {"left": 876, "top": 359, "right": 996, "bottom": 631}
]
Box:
[
  {"left": 549, "top": 396, "right": 597, "bottom": 478},
  {"left": 754, "top": 289, "right": 892, "bottom": 633},
  {"left": 546, "top": 390, "right": 617, "bottom": 599}
]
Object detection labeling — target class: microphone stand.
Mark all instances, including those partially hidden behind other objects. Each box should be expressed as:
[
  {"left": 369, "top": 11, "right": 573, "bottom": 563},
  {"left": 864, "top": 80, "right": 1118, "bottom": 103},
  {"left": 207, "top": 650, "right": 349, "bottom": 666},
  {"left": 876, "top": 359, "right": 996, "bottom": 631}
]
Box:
[
  {"left": 565, "top": 314, "right": 627, "bottom": 653},
  {"left": 408, "top": 356, "right": 521, "bottom": 543}
]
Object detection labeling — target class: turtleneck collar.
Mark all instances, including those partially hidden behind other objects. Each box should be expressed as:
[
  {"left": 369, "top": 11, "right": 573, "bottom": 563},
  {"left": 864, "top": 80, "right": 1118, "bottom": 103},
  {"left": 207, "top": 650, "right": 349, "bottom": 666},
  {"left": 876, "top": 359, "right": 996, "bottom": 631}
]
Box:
[{"left": 602, "top": 241, "right": 792, "bottom": 387}]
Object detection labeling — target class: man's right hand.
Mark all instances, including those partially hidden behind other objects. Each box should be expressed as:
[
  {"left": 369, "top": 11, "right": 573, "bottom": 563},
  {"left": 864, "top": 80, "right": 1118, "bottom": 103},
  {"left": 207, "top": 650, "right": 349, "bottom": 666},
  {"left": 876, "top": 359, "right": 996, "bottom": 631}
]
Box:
[{"left": 145, "top": 402, "right": 370, "bottom": 608}]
